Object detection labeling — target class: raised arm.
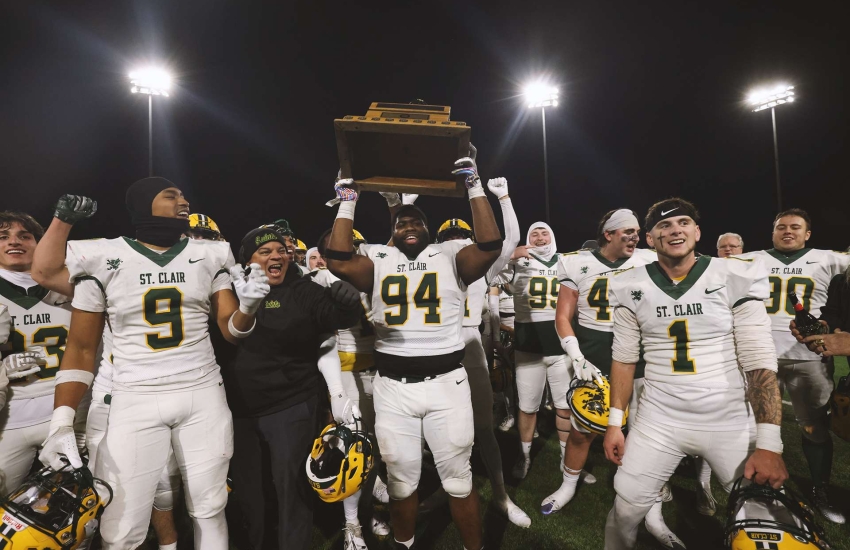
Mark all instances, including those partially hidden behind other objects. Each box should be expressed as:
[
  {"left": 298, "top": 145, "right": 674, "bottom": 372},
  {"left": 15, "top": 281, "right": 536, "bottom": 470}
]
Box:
[
  {"left": 325, "top": 179, "right": 374, "bottom": 293},
  {"left": 32, "top": 195, "right": 97, "bottom": 295},
  {"left": 484, "top": 178, "right": 520, "bottom": 282},
  {"left": 453, "top": 153, "right": 501, "bottom": 285}
]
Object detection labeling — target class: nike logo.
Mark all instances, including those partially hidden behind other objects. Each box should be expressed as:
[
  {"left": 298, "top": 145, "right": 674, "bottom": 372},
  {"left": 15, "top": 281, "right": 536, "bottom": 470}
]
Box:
[
  {"left": 429, "top": 252, "right": 441, "bottom": 257},
  {"left": 456, "top": 378, "right": 466, "bottom": 385},
  {"left": 189, "top": 258, "right": 204, "bottom": 264},
  {"left": 806, "top": 261, "right": 818, "bottom": 264},
  {"left": 219, "top": 381, "right": 224, "bottom": 386},
  {"left": 705, "top": 286, "right": 725, "bottom": 294},
  {"left": 660, "top": 207, "right": 679, "bottom": 216},
  {"left": 53, "top": 300, "right": 71, "bottom": 306}
]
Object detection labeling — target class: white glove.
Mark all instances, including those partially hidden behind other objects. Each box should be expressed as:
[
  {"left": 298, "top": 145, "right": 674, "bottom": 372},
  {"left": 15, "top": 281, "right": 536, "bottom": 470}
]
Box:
[
  {"left": 380, "top": 192, "right": 402, "bottom": 208},
  {"left": 487, "top": 177, "right": 509, "bottom": 199},
  {"left": 572, "top": 356, "right": 604, "bottom": 384},
  {"left": 2, "top": 348, "right": 48, "bottom": 380},
  {"left": 230, "top": 263, "right": 271, "bottom": 315},
  {"left": 402, "top": 194, "right": 418, "bottom": 205},
  {"left": 39, "top": 406, "right": 83, "bottom": 470},
  {"left": 330, "top": 392, "right": 356, "bottom": 425}
]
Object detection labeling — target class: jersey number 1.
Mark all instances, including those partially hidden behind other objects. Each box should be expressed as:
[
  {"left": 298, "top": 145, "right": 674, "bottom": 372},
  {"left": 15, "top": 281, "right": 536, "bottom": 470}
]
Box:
[
  {"left": 668, "top": 319, "right": 696, "bottom": 374},
  {"left": 143, "top": 287, "right": 185, "bottom": 350}
]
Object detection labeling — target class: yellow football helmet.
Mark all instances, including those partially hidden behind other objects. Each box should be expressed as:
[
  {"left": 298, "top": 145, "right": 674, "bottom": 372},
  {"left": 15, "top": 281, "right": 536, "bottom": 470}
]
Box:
[
  {"left": 726, "top": 477, "right": 831, "bottom": 549},
  {"left": 0, "top": 466, "right": 112, "bottom": 549},
  {"left": 295, "top": 239, "right": 307, "bottom": 252},
  {"left": 567, "top": 377, "right": 627, "bottom": 434},
  {"left": 352, "top": 229, "right": 367, "bottom": 246},
  {"left": 829, "top": 375, "right": 850, "bottom": 442},
  {"left": 306, "top": 421, "right": 374, "bottom": 503},
  {"left": 436, "top": 218, "right": 473, "bottom": 243},
  {"left": 188, "top": 213, "right": 223, "bottom": 241}
]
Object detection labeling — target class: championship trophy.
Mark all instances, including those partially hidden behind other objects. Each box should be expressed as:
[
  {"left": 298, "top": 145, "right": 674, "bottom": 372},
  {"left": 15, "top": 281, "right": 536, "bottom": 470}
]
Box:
[{"left": 334, "top": 102, "right": 472, "bottom": 197}]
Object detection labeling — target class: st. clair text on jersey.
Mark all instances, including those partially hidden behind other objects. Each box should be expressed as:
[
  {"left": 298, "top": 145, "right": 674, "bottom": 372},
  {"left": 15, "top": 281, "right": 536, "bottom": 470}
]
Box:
[
  {"left": 655, "top": 303, "right": 705, "bottom": 318},
  {"left": 139, "top": 271, "right": 187, "bottom": 285}
]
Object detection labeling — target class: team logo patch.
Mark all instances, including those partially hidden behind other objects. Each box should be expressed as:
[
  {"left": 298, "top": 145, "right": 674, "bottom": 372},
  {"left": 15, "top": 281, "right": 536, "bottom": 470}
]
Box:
[
  {"left": 254, "top": 232, "right": 278, "bottom": 246},
  {"left": 106, "top": 258, "right": 122, "bottom": 271},
  {"left": 265, "top": 299, "right": 281, "bottom": 309},
  {"left": 1, "top": 511, "right": 28, "bottom": 531},
  {"left": 376, "top": 252, "right": 387, "bottom": 259},
  {"left": 580, "top": 266, "right": 588, "bottom": 274},
  {"left": 631, "top": 290, "right": 643, "bottom": 301}
]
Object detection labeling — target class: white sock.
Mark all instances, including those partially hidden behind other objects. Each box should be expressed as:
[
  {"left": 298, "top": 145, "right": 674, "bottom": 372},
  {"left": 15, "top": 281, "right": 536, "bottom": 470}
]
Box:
[
  {"left": 395, "top": 536, "right": 414, "bottom": 548},
  {"left": 521, "top": 441, "right": 532, "bottom": 458},
  {"left": 541, "top": 468, "right": 580, "bottom": 513},
  {"left": 344, "top": 489, "right": 361, "bottom": 524},
  {"left": 159, "top": 544, "right": 177, "bottom": 550}
]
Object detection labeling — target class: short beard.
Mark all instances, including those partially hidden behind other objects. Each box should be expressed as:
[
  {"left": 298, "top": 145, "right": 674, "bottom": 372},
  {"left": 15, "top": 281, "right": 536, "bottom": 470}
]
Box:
[{"left": 393, "top": 234, "right": 429, "bottom": 258}]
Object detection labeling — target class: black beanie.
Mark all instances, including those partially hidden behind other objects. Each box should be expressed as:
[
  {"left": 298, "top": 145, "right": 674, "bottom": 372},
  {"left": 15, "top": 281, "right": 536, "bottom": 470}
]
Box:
[
  {"left": 239, "top": 227, "right": 286, "bottom": 264},
  {"left": 125, "top": 177, "right": 189, "bottom": 247}
]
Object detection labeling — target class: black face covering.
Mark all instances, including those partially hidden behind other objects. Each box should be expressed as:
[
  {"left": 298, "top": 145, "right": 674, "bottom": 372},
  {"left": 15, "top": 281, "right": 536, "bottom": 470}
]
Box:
[{"left": 125, "top": 177, "right": 189, "bottom": 247}]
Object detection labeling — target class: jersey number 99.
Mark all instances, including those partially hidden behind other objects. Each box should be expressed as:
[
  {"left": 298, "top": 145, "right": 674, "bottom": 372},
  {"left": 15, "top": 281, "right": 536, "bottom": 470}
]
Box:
[
  {"left": 528, "top": 277, "right": 558, "bottom": 309},
  {"left": 143, "top": 287, "right": 185, "bottom": 350}
]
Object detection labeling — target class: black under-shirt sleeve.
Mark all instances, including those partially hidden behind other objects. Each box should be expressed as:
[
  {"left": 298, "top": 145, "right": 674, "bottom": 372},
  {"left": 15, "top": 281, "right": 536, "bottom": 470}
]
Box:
[{"left": 294, "top": 279, "right": 361, "bottom": 332}]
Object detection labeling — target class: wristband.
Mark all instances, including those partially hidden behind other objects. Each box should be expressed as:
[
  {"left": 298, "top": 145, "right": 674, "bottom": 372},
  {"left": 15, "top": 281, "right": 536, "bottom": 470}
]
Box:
[
  {"left": 54, "top": 370, "right": 94, "bottom": 388},
  {"left": 477, "top": 239, "right": 502, "bottom": 252},
  {"left": 337, "top": 201, "right": 356, "bottom": 220},
  {"left": 468, "top": 185, "right": 486, "bottom": 200},
  {"left": 608, "top": 407, "right": 625, "bottom": 428},
  {"left": 229, "top": 312, "right": 256, "bottom": 338},
  {"left": 49, "top": 406, "right": 77, "bottom": 435},
  {"left": 560, "top": 335, "right": 583, "bottom": 361},
  {"left": 755, "top": 423, "right": 783, "bottom": 454},
  {"left": 324, "top": 248, "right": 353, "bottom": 261}
]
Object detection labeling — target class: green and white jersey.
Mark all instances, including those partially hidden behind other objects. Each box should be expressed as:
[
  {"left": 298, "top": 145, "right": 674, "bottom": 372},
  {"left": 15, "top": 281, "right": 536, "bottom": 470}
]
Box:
[
  {"left": 610, "top": 255, "right": 769, "bottom": 429},
  {"left": 360, "top": 241, "right": 467, "bottom": 357},
  {"left": 65, "top": 237, "right": 234, "bottom": 389},
  {"left": 310, "top": 268, "right": 375, "bottom": 354},
  {"left": 558, "top": 248, "right": 657, "bottom": 332},
  {"left": 463, "top": 277, "right": 488, "bottom": 328},
  {"left": 496, "top": 253, "right": 561, "bottom": 323},
  {"left": 0, "top": 273, "right": 72, "bottom": 427},
  {"left": 739, "top": 248, "right": 850, "bottom": 362}
]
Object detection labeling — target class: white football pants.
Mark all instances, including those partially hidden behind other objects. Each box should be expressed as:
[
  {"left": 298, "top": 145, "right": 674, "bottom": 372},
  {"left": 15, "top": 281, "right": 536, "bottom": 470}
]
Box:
[
  {"left": 0, "top": 420, "right": 48, "bottom": 496},
  {"left": 514, "top": 350, "right": 572, "bottom": 413},
  {"left": 95, "top": 383, "right": 232, "bottom": 550}
]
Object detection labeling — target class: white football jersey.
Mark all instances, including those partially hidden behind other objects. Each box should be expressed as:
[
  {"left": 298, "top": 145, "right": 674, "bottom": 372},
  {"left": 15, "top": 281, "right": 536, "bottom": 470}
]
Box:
[
  {"left": 463, "top": 277, "right": 488, "bottom": 328},
  {"left": 558, "top": 248, "right": 656, "bottom": 333},
  {"left": 498, "top": 289, "right": 515, "bottom": 315},
  {"left": 740, "top": 248, "right": 850, "bottom": 361},
  {"left": 310, "top": 268, "right": 375, "bottom": 354},
  {"left": 361, "top": 241, "right": 467, "bottom": 357},
  {"left": 495, "top": 253, "right": 561, "bottom": 323},
  {"left": 610, "top": 255, "right": 769, "bottom": 429},
  {"left": 66, "top": 237, "right": 234, "bottom": 387}
]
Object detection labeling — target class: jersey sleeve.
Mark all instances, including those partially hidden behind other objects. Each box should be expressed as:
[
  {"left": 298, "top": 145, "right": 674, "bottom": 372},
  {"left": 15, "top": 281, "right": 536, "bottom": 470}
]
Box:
[
  {"left": 723, "top": 256, "right": 770, "bottom": 308},
  {"left": 608, "top": 266, "right": 639, "bottom": 311},
  {"left": 557, "top": 253, "right": 580, "bottom": 291},
  {"left": 827, "top": 251, "right": 850, "bottom": 277},
  {"left": 489, "top": 263, "right": 516, "bottom": 287},
  {"left": 72, "top": 278, "right": 107, "bottom": 313},
  {"left": 65, "top": 239, "right": 107, "bottom": 282},
  {"left": 0, "top": 304, "right": 9, "bottom": 345},
  {"left": 210, "top": 244, "right": 235, "bottom": 294}
]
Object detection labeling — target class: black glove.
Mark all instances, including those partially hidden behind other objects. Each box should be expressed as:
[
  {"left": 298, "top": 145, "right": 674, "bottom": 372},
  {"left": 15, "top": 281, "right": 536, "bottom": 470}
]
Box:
[
  {"left": 54, "top": 195, "right": 97, "bottom": 224},
  {"left": 330, "top": 280, "right": 361, "bottom": 308}
]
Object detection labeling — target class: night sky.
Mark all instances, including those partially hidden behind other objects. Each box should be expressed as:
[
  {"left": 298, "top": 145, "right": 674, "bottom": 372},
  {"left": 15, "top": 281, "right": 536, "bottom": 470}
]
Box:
[{"left": 2, "top": 1, "right": 847, "bottom": 254}]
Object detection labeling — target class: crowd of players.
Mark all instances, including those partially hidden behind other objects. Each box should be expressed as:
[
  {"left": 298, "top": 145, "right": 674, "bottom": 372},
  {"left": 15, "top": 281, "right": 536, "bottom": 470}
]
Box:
[{"left": 0, "top": 148, "right": 848, "bottom": 550}]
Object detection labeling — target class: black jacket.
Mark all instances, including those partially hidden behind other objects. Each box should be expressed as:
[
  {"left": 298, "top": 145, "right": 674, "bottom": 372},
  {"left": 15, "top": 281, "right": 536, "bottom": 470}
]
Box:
[
  {"left": 820, "top": 272, "right": 850, "bottom": 334},
  {"left": 222, "top": 264, "right": 361, "bottom": 417}
]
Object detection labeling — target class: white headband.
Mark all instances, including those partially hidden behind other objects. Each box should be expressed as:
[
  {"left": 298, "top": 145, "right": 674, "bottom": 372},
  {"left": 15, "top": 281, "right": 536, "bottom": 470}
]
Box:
[{"left": 603, "top": 209, "right": 640, "bottom": 232}]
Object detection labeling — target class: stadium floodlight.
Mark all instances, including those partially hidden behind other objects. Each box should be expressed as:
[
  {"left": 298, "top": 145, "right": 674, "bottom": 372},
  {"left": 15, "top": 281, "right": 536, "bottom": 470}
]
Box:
[
  {"left": 129, "top": 67, "right": 172, "bottom": 176},
  {"left": 522, "top": 80, "right": 560, "bottom": 224},
  {"left": 748, "top": 83, "right": 795, "bottom": 211},
  {"left": 129, "top": 67, "right": 172, "bottom": 97}
]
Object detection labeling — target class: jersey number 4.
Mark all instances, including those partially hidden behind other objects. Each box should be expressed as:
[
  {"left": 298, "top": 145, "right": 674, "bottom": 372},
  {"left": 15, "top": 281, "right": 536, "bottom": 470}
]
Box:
[
  {"left": 587, "top": 278, "right": 611, "bottom": 321},
  {"left": 381, "top": 274, "right": 441, "bottom": 326},
  {"left": 143, "top": 287, "right": 185, "bottom": 350},
  {"left": 766, "top": 276, "right": 815, "bottom": 315}
]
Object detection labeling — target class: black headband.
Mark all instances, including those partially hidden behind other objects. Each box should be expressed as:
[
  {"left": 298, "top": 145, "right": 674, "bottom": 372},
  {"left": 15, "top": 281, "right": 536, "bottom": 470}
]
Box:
[{"left": 645, "top": 199, "right": 699, "bottom": 231}]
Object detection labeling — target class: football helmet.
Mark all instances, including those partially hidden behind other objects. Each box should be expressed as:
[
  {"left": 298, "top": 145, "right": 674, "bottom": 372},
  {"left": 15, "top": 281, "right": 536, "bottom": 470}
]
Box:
[
  {"left": 726, "top": 477, "right": 831, "bottom": 549},
  {"left": 0, "top": 465, "right": 112, "bottom": 549},
  {"left": 567, "top": 377, "right": 628, "bottom": 435},
  {"left": 306, "top": 420, "right": 374, "bottom": 503},
  {"left": 187, "top": 213, "right": 223, "bottom": 241},
  {"left": 829, "top": 375, "right": 850, "bottom": 442},
  {"left": 295, "top": 239, "right": 307, "bottom": 252},
  {"left": 264, "top": 218, "right": 295, "bottom": 237},
  {"left": 352, "top": 229, "right": 367, "bottom": 246},
  {"left": 436, "top": 218, "right": 473, "bottom": 243}
]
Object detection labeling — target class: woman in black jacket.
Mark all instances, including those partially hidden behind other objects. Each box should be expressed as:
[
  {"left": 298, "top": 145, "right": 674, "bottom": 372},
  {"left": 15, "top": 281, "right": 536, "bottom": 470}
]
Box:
[{"left": 223, "top": 226, "right": 362, "bottom": 550}]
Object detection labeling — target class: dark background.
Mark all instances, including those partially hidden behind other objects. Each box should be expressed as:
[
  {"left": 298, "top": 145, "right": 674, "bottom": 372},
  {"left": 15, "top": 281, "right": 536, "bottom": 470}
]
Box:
[{"left": 1, "top": 1, "right": 847, "bottom": 254}]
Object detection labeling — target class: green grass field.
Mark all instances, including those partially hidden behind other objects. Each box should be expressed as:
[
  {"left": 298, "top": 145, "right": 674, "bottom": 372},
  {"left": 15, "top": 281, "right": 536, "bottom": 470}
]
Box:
[{"left": 148, "top": 357, "right": 850, "bottom": 549}]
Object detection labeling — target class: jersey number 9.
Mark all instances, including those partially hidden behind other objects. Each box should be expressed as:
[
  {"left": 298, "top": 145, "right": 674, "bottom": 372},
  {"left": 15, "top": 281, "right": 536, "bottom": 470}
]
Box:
[{"left": 143, "top": 287, "right": 185, "bottom": 350}]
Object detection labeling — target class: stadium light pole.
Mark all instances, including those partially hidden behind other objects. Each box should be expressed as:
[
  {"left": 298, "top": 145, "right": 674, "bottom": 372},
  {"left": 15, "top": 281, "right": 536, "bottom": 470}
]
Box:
[
  {"left": 523, "top": 82, "right": 559, "bottom": 225},
  {"left": 748, "top": 84, "right": 795, "bottom": 212},
  {"left": 129, "top": 67, "right": 172, "bottom": 176}
]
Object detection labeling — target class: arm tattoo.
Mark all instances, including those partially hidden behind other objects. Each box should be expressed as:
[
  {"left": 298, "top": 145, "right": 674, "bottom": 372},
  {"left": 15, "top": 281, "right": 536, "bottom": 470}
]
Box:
[{"left": 745, "top": 369, "right": 783, "bottom": 425}]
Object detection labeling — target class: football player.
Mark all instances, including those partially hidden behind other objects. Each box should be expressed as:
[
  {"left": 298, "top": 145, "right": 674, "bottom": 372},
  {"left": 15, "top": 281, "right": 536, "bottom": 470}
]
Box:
[
  {"left": 425, "top": 177, "right": 530, "bottom": 528},
  {"left": 740, "top": 209, "right": 850, "bottom": 523},
  {"left": 34, "top": 178, "right": 266, "bottom": 550},
  {"left": 307, "top": 246, "right": 326, "bottom": 271},
  {"left": 295, "top": 239, "right": 308, "bottom": 266},
  {"left": 325, "top": 150, "right": 503, "bottom": 550},
  {"left": 187, "top": 213, "right": 225, "bottom": 241},
  {"left": 544, "top": 208, "right": 684, "bottom": 545},
  {"left": 493, "top": 222, "right": 586, "bottom": 482},
  {"left": 0, "top": 211, "right": 87, "bottom": 497},
  {"left": 602, "top": 198, "right": 788, "bottom": 549}
]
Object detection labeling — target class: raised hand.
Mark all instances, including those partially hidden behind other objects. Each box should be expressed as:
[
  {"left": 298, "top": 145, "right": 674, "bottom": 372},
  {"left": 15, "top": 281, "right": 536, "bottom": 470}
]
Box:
[{"left": 54, "top": 194, "right": 97, "bottom": 225}]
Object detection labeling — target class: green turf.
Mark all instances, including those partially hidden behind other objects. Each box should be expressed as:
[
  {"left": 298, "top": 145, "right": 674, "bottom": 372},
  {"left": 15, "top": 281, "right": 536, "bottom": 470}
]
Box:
[{"left": 149, "top": 356, "right": 850, "bottom": 549}]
